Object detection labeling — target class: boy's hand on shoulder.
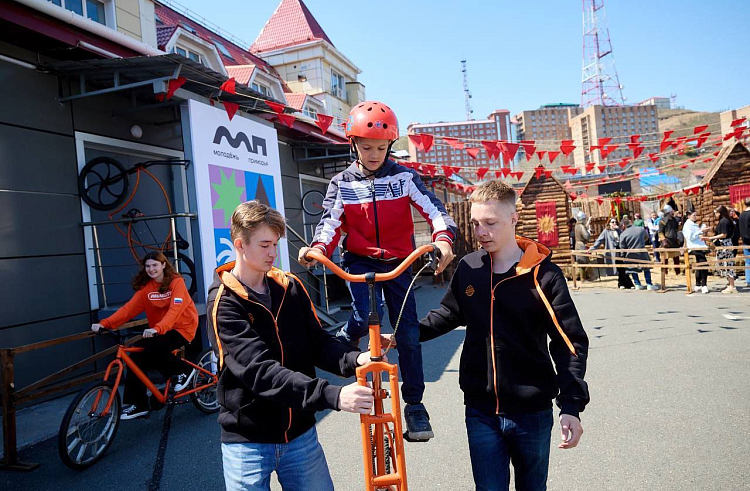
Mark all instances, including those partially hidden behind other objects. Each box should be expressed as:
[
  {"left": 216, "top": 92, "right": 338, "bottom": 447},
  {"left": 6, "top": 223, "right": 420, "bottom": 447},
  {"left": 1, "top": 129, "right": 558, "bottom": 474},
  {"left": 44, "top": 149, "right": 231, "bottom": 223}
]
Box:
[
  {"left": 558, "top": 414, "right": 583, "bottom": 449},
  {"left": 433, "top": 242, "right": 455, "bottom": 275},
  {"left": 298, "top": 247, "right": 319, "bottom": 267}
]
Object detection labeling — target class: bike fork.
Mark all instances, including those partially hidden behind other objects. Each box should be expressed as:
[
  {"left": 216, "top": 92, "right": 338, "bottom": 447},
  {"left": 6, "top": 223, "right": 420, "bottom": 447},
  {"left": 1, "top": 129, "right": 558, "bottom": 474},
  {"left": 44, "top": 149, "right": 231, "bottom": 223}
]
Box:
[{"left": 358, "top": 280, "right": 408, "bottom": 491}]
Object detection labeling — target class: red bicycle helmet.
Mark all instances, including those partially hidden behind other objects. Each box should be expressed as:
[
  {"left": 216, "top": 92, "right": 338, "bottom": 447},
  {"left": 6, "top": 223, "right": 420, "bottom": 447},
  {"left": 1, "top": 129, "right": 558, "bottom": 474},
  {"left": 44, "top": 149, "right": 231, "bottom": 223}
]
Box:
[{"left": 345, "top": 101, "right": 399, "bottom": 141}]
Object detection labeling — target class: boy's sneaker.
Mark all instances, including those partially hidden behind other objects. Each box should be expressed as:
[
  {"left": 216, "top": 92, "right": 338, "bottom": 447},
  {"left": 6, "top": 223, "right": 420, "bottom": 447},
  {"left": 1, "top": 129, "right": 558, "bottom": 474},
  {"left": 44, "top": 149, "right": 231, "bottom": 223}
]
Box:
[
  {"left": 693, "top": 286, "right": 702, "bottom": 293},
  {"left": 701, "top": 286, "right": 709, "bottom": 294},
  {"left": 647, "top": 285, "right": 659, "bottom": 291},
  {"left": 404, "top": 403, "right": 434, "bottom": 441},
  {"left": 633, "top": 285, "right": 643, "bottom": 290},
  {"left": 174, "top": 368, "right": 197, "bottom": 392},
  {"left": 121, "top": 405, "right": 150, "bottom": 420}
]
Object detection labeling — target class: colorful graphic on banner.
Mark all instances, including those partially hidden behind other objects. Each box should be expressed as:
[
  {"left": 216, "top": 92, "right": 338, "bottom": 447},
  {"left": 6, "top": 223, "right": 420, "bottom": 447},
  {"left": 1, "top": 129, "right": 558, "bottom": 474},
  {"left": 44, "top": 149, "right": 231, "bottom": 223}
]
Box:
[
  {"left": 729, "top": 184, "right": 750, "bottom": 212},
  {"left": 535, "top": 201, "right": 559, "bottom": 247},
  {"left": 210, "top": 165, "right": 278, "bottom": 266}
]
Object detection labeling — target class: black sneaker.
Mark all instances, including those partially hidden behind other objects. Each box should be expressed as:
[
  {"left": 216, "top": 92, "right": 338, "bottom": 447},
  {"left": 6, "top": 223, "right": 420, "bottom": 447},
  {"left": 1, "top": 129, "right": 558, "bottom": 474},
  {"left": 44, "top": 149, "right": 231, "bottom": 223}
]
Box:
[
  {"left": 404, "top": 403, "right": 434, "bottom": 441},
  {"left": 121, "top": 404, "right": 150, "bottom": 420},
  {"left": 173, "top": 368, "right": 197, "bottom": 392},
  {"left": 335, "top": 328, "right": 360, "bottom": 349}
]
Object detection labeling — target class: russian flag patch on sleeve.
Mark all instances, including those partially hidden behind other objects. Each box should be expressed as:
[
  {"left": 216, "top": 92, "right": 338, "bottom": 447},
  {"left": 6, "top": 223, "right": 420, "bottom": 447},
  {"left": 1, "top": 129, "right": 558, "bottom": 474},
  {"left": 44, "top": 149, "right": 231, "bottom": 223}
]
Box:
[{"left": 174, "top": 297, "right": 183, "bottom": 304}]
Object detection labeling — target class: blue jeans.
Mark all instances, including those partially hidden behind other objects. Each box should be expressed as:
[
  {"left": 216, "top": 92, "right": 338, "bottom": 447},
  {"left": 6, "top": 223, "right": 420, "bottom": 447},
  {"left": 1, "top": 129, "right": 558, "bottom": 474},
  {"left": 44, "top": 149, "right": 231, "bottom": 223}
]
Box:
[
  {"left": 629, "top": 269, "right": 652, "bottom": 286},
  {"left": 342, "top": 255, "right": 424, "bottom": 404},
  {"left": 744, "top": 247, "right": 750, "bottom": 280},
  {"left": 221, "top": 426, "right": 333, "bottom": 491},
  {"left": 465, "top": 406, "right": 554, "bottom": 491}
]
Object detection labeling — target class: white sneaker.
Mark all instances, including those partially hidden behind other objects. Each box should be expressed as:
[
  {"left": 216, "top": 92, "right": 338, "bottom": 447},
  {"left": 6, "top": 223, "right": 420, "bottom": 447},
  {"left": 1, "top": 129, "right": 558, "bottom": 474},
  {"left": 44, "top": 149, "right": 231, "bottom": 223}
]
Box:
[
  {"left": 647, "top": 285, "right": 659, "bottom": 291},
  {"left": 633, "top": 285, "right": 644, "bottom": 290},
  {"left": 693, "top": 286, "right": 701, "bottom": 292},
  {"left": 174, "top": 368, "right": 197, "bottom": 392},
  {"left": 619, "top": 286, "right": 626, "bottom": 290},
  {"left": 701, "top": 286, "right": 709, "bottom": 294},
  {"left": 121, "top": 405, "right": 150, "bottom": 420},
  {"left": 721, "top": 287, "right": 738, "bottom": 294}
]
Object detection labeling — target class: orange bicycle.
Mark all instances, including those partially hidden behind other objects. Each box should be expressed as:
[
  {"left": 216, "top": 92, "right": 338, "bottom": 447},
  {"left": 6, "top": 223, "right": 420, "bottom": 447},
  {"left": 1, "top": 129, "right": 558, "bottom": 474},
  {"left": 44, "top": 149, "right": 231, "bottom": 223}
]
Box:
[
  {"left": 304, "top": 244, "right": 439, "bottom": 491},
  {"left": 57, "top": 329, "right": 219, "bottom": 469}
]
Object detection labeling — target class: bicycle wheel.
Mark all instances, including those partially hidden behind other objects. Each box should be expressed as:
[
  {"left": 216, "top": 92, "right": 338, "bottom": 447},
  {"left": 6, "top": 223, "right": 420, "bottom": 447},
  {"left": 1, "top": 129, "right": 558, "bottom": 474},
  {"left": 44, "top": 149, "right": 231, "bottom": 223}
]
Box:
[
  {"left": 302, "top": 190, "right": 326, "bottom": 216},
  {"left": 58, "top": 381, "right": 121, "bottom": 470},
  {"left": 78, "top": 157, "right": 130, "bottom": 211},
  {"left": 191, "top": 348, "right": 220, "bottom": 414},
  {"left": 176, "top": 253, "right": 197, "bottom": 298}
]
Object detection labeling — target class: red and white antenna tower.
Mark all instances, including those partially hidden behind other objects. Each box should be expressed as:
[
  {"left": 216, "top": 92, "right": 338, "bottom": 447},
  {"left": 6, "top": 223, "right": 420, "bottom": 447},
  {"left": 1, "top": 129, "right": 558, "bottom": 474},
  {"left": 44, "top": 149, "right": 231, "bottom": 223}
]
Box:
[{"left": 581, "top": 0, "right": 626, "bottom": 107}]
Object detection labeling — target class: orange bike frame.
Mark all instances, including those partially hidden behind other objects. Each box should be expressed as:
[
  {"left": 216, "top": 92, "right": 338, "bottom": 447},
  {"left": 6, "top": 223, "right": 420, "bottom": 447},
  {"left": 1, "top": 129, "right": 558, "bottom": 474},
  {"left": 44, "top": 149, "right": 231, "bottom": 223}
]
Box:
[
  {"left": 90, "top": 344, "right": 218, "bottom": 417},
  {"left": 305, "top": 244, "right": 436, "bottom": 491}
]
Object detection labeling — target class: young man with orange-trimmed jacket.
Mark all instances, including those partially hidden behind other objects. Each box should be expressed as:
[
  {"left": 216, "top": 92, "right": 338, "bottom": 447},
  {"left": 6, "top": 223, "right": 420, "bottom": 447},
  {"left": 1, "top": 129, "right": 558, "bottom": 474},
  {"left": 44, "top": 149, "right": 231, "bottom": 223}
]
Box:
[{"left": 418, "top": 180, "right": 590, "bottom": 490}]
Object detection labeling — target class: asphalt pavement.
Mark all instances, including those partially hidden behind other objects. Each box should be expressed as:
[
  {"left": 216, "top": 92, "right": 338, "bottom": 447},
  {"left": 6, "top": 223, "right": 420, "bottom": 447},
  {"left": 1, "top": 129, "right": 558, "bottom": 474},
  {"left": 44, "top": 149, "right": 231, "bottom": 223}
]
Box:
[{"left": 2, "top": 278, "right": 749, "bottom": 490}]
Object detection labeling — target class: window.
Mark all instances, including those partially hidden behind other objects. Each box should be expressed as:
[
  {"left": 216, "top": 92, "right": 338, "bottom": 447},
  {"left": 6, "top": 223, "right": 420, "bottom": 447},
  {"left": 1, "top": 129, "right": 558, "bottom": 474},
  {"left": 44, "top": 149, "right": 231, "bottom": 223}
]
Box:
[
  {"left": 173, "top": 47, "right": 202, "bottom": 64},
  {"left": 304, "top": 107, "right": 318, "bottom": 119},
  {"left": 331, "top": 70, "right": 345, "bottom": 99},
  {"left": 48, "top": 0, "right": 106, "bottom": 25},
  {"left": 180, "top": 23, "right": 197, "bottom": 34},
  {"left": 213, "top": 41, "right": 235, "bottom": 61},
  {"left": 251, "top": 82, "right": 271, "bottom": 97}
]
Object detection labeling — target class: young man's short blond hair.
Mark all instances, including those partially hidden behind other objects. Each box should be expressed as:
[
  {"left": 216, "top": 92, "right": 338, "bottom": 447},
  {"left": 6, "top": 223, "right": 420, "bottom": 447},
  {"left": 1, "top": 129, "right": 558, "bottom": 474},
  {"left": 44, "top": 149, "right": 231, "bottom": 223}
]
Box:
[
  {"left": 230, "top": 200, "right": 286, "bottom": 243},
  {"left": 469, "top": 180, "right": 517, "bottom": 209}
]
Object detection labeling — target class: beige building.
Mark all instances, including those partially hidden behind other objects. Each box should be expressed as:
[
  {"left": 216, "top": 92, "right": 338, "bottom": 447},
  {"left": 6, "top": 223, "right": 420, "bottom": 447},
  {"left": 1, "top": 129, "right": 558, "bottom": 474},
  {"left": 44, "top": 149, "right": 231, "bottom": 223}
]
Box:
[
  {"left": 637, "top": 97, "right": 671, "bottom": 110},
  {"left": 407, "top": 110, "right": 512, "bottom": 182},
  {"left": 250, "top": 0, "right": 365, "bottom": 127},
  {"left": 515, "top": 104, "right": 582, "bottom": 164},
  {"left": 719, "top": 105, "right": 750, "bottom": 147},
  {"left": 569, "top": 105, "right": 660, "bottom": 173}
]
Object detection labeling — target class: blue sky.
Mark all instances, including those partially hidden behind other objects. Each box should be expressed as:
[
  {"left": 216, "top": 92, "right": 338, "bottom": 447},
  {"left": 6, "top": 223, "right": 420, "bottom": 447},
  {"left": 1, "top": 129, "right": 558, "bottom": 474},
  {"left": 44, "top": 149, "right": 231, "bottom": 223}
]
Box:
[{"left": 176, "top": 0, "right": 748, "bottom": 131}]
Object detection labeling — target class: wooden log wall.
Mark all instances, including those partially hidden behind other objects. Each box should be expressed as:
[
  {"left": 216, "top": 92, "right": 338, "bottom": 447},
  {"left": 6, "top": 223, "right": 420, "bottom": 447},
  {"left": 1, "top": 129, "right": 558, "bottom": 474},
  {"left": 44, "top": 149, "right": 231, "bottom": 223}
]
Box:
[
  {"left": 445, "top": 200, "right": 477, "bottom": 261},
  {"left": 696, "top": 144, "right": 750, "bottom": 232},
  {"left": 516, "top": 176, "right": 572, "bottom": 264}
]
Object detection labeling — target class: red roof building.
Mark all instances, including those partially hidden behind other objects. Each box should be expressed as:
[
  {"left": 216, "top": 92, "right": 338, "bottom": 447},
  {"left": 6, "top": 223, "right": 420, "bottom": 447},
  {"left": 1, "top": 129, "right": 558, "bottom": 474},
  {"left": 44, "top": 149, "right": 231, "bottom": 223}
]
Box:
[{"left": 250, "top": 0, "right": 334, "bottom": 53}]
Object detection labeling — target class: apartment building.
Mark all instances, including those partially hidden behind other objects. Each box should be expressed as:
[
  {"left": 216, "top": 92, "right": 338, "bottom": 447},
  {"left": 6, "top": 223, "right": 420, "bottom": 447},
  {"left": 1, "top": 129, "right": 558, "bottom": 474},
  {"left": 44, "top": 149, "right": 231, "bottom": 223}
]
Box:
[
  {"left": 569, "top": 105, "right": 660, "bottom": 172},
  {"left": 407, "top": 110, "right": 511, "bottom": 181},
  {"left": 515, "top": 103, "right": 582, "bottom": 164}
]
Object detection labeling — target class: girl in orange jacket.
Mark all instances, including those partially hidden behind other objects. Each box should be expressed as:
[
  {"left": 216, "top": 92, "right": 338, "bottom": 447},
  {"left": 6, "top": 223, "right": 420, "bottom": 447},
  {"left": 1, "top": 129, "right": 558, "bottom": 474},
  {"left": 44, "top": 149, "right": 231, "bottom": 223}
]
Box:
[{"left": 91, "top": 251, "right": 198, "bottom": 419}]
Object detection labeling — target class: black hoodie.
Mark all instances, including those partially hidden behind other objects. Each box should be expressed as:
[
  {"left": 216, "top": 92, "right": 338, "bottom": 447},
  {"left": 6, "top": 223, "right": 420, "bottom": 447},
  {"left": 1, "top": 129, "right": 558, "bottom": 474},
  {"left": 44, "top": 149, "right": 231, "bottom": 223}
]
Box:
[
  {"left": 419, "top": 237, "right": 590, "bottom": 419},
  {"left": 207, "top": 261, "right": 361, "bottom": 444}
]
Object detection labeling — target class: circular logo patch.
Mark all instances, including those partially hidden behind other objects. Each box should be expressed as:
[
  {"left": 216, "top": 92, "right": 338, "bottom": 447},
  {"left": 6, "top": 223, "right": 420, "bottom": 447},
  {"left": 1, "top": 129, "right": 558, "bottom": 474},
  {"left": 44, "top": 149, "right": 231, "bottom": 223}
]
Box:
[{"left": 465, "top": 285, "right": 475, "bottom": 297}]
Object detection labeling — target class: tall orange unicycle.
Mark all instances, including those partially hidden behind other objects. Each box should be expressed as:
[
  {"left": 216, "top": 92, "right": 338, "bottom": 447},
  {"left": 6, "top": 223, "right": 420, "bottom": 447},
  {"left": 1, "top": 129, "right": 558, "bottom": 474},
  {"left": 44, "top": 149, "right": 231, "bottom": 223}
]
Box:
[{"left": 305, "top": 244, "right": 439, "bottom": 491}]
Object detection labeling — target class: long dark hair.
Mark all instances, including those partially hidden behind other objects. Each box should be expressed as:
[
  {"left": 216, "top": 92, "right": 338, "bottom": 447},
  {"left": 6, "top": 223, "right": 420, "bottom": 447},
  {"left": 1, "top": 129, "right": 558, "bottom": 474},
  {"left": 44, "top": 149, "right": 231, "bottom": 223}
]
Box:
[
  {"left": 714, "top": 205, "right": 730, "bottom": 221},
  {"left": 131, "top": 251, "right": 180, "bottom": 293}
]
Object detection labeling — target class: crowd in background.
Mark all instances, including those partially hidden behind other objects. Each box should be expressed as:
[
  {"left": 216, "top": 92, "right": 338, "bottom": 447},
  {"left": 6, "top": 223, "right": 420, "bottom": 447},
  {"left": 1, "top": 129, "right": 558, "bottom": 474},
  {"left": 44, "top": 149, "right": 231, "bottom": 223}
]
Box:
[{"left": 568, "top": 198, "right": 750, "bottom": 294}]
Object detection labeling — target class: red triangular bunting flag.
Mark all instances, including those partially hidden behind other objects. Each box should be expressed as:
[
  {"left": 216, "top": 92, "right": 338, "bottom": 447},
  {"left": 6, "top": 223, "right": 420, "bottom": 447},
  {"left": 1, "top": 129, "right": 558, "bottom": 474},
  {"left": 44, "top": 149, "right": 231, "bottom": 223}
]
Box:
[
  {"left": 663, "top": 130, "right": 674, "bottom": 139},
  {"left": 534, "top": 166, "right": 545, "bottom": 179},
  {"left": 441, "top": 166, "right": 455, "bottom": 179},
  {"left": 443, "top": 137, "right": 465, "bottom": 150},
  {"left": 466, "top": 147, "right": 480, "bottom": 159},
  {"left": 537, "top": 151, "right": 547, "bottom": 160},
  {"left": 595, "top": 197, "right": 604, "bottom": 205},
  {"left": 693, "top": 125, "right": 708, "bottom": 134},
  {"left": 630, "top": 134, "right": 641, "bottom": 143},
  {"left": 409, "top": 134, "right": 424, "bottom": 151},
  {"left": 618, "top": 159, "right": 629, "bottom": 168},
  {"left": 420, "top": 134, "right": 434, "bottom": 153},
  {"left": 569, "top": 192, "right": 577, "bottom": 200},
  {"left": 598, "top": 137, "right": 612, "bottom": 147},
  {"left": 731, "top": 117, "right": 746, "bottom": 127},
  {"left": 482, "top": 141, "right": 501, "bottom": 160},
  {"left": 315, "top": 114, "right": 334, "bottom": 134},
  {"left": 659, "top": 140, "right": 672, "bottom": 153},
  {"left": 277, "top": 113, "right": 296, "bottom": 128},
  {"left": 560, "top": 140, "right": 576, "bottom": 156},
  {"left": 547, "top": 151, "right": 560, "bottom": 163},
  {"left": 585, "top": 162, "right": 595, "bottom": 172},
  {"left": 680, "top": 164, "right": 688, "bottom": 169},
  {"left": 499, "top": 142, "right": 520, "bottom": 162},
  {"left": 597, "top": 165, "right": 607, "bottom": 173},
  {"left": 564, "top": 179, "right": 573, "bottom": 190},
  {"left": 158, "top": 76, "right": 187, "bottom": 101},
  {"left": 521, "top": 141, "right": 536, "bottom": 161},
  {"left": 219, "top": 77, "right": 236, "bottom": 95},
  {"left": 265, "top": 100, "right": 286, "bottom": 114},
  {"left": 224, "top": 101, "right": 240, "bottom": 121},
  {"left": 422, "top": 164, "right": 437, "bottom": 177},
  {"left": 600, "top": 145, "right": 618, "bottom": 159},
  {"left": 543, "top": 170, "right": 553, "bottom": 178},
  {"left": 501, "top": 168, "right": 512, "bottom": 178},
  {"left": 512, "top": 171, "right": 524, "bottom": 181},
  {"left": 696, "top": 133, "right": 710, "bottom": 148},
  {"left": 476, "top": 167, "right": 490, "bottom": 180}
]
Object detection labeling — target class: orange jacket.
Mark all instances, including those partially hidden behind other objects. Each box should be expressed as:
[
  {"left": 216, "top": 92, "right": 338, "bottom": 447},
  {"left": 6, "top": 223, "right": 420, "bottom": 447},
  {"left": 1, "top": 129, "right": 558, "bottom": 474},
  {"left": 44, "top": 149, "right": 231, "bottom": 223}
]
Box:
[{"left": 100, "top": 277, "right": 198, "bottom": 342}]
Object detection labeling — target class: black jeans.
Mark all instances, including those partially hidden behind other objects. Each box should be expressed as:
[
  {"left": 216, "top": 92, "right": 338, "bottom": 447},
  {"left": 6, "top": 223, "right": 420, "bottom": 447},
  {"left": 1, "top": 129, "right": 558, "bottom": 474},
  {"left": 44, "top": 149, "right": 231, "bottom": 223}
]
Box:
[
  {"left": 691, "top": 251, "right": 708, "bottom": 287},
  {"left": 123, "top": 330, "right": 189, "bottom": 408}
]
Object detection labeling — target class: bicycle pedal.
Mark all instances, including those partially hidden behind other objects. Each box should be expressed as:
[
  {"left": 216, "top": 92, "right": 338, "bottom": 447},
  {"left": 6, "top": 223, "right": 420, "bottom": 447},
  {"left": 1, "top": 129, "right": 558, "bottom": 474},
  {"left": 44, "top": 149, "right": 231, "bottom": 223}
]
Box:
[{"left": 403, "top": 431, "right": 431, "bottom": 443}]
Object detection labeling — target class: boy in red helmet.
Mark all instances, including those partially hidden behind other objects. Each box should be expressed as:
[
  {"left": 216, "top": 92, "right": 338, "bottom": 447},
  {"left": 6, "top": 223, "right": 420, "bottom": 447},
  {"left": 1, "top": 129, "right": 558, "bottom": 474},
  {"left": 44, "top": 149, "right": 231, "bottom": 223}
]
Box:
[{"left": 299, "top": 101, "right": 457, "bottom": 441}]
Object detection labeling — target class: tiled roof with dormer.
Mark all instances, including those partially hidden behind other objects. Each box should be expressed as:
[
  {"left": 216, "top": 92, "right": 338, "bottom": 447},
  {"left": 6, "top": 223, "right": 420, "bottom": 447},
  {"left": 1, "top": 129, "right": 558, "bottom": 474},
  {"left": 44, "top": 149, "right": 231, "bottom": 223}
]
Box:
[
  {"left": 284, "top": 93, "right": 307, "bottom": 111},
  {"left": 250, "top": 0, "right": 333, "bottom": 53}
]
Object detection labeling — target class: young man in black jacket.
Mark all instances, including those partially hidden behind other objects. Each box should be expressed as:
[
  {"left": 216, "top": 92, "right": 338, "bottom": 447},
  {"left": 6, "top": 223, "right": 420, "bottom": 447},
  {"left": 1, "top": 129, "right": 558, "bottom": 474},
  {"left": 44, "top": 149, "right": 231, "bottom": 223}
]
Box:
[
  {"left": 419, "top": 180, "right": 590, "bottom": 491},
  {"left": 207, "top": 200, "right": 378, "bottom": 491},
  {"left": 740, "top": 198, "right": 750, "bottom": 282}
]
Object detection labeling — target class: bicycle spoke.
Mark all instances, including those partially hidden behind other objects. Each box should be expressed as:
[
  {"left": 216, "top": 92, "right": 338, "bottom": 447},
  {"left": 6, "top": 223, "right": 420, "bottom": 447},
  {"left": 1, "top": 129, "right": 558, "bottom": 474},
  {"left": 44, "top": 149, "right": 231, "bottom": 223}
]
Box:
[
  {"left": 67, "top": 437, "right": 81, "bottom": 454},
  {"left": 76, "top": 443, "right": 88, "bottom": 463}
]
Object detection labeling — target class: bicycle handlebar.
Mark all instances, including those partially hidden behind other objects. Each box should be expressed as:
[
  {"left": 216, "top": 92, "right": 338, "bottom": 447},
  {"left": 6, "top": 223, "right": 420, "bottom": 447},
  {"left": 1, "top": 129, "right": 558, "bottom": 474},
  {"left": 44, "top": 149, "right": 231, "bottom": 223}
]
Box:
[{"left": 304, "top": 244, "right": 441, "bottom": 283}]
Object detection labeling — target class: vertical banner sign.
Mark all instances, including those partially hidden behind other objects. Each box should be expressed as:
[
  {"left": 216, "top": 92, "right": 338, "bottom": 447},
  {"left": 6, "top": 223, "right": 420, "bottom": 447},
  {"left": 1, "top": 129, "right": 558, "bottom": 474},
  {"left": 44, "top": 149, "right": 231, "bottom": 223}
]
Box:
[
  {"left": 535, "top": 201, "right": 559, "bottom": 247},
  {"left": 188, "top": 100, "right": 288, "bottom": 300},
  {"left": 729, "top": 184, "right": 750, "bottom": 212}
]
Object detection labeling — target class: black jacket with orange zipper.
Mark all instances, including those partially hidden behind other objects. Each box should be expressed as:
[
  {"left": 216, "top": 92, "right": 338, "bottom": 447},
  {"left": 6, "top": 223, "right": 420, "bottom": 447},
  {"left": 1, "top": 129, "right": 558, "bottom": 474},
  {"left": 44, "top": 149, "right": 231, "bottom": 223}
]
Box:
[
  {"left": 206, "top": 262, "right": 361, "bottom": 444},
  {"left": 419, "top": 237, "right": 590, "bottom": 419}
]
